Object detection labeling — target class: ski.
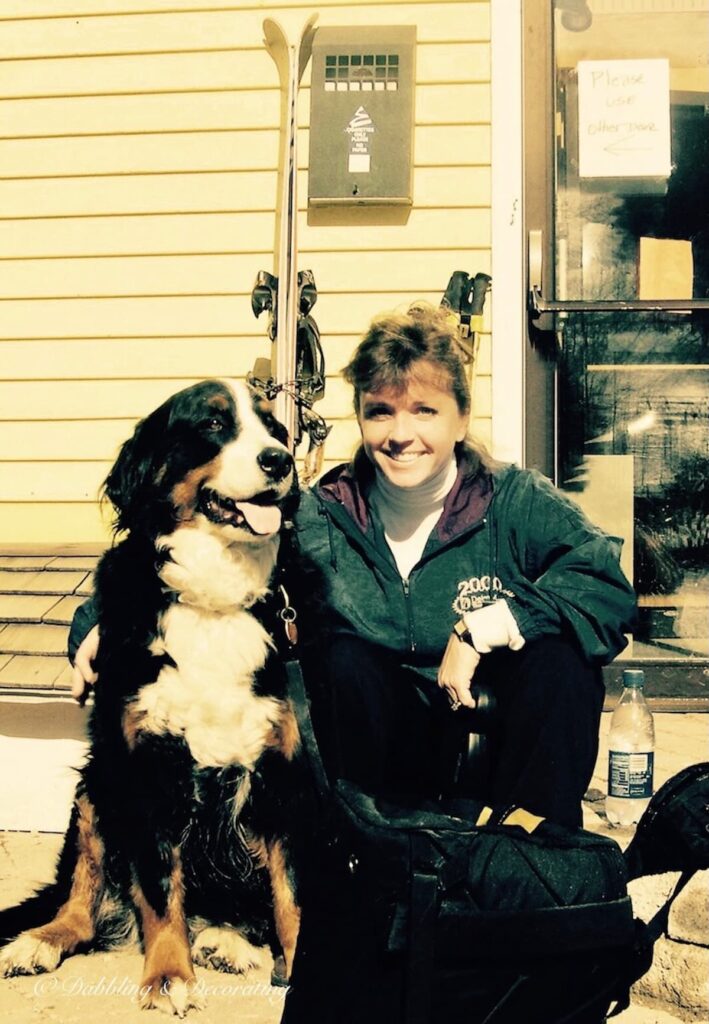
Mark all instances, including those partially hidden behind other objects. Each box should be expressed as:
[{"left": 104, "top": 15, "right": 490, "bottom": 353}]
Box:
[{"left": 252, "top": 15, "right": 319, "bottom": 453}]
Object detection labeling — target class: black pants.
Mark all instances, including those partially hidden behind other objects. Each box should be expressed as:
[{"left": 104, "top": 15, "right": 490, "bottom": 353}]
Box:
[{"left": 308, "top": 634, "right": 605, "bottom": 829}]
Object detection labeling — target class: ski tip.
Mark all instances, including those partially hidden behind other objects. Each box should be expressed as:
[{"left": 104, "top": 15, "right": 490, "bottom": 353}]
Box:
[
  {"left": 263, "top": 17, "right": 287, "bottom": 46},
  {"left": 298, "top": 14, "right": 319, "bottom": 79}
]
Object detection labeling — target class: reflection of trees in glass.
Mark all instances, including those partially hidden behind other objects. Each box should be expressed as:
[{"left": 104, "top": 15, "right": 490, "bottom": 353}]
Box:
[
  {"left": 559, "top": 315, "right": 709, "bottom": 600},
  {"left": 663, "top": 453, "right": 709, "bottom": 562},
  {"left": 634, "top": 453, "right": 709, "bottom": 596}
]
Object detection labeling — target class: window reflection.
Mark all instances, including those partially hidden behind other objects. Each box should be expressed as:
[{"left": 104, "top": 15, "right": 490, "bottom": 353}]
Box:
[{"left": 554, "top": 3, "right": 709, "bottom": 659}]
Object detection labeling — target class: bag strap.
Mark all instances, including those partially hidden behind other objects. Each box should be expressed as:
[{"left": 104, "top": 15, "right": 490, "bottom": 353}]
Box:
[
  {"left": 641, "top": 867, "right": 694, "bottom": 948},
  {"left": 404, "top": 863, "right": 440, "bottom": 1024},
  {"left": 285, "top": 656, "right": 332, "bottom": 803}
]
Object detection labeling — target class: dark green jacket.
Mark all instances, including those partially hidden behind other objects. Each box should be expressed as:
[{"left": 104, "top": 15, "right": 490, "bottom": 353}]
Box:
[{"left": 295, "top": 452, "right": 637, "bottom": 681}]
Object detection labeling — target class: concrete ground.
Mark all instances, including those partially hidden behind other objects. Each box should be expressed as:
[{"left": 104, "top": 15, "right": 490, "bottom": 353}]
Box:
[{"left": 1, "top": 712, "right": 707, "bottom": 1024}]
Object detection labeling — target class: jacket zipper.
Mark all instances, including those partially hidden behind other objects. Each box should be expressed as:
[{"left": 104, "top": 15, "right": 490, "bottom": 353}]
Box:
[{"left": 402, "top": 577, "right": 416, "bottom": 652}]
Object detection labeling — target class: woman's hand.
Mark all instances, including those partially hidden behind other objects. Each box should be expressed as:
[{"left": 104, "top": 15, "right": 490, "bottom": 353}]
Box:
[
  {"left": 437, "top": 632, "right": 480, "bottom": 709},
  {"left": 71, "top": 625, "right": 100, "bottom": 704}
]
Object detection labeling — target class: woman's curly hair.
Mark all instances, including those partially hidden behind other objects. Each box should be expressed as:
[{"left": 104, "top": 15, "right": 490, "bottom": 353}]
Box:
[{"left": 343, "top": 304, "right": 472, "bottom": 417}]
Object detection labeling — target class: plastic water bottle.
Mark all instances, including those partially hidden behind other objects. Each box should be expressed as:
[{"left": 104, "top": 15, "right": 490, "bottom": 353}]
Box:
[{"left": 606, "top": 669, "right": 655, "bottom": 827}]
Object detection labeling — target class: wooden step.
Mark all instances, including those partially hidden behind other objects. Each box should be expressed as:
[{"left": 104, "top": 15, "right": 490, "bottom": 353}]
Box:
[
  {"left": 0, "top": 655, "right": 72, "bottom": 691},
  {"left": 0, "top": 570, "right": 92, "bottom": 596},
  {"left": 0, "top": 623, "right": 68, "bottom": 657},
  {"left": 0, "top": 547, "right": 102, "bottom": 695},
  {"left": 0, "top": 544, "right": 104, "bottom": 557},
  {"left": 0, "top": 594, "right": 66, "bottom": 623},
  {"left": 43, "top": 595, "right": 86, "bottom": 627},
  {"left": 0, "top": 556, "right": 99, "bottom": 573}
]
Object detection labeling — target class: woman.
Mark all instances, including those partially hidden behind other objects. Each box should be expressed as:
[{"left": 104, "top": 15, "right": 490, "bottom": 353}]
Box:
[{"left": 70, "top": 305, "right": 636, "bottom": 828}]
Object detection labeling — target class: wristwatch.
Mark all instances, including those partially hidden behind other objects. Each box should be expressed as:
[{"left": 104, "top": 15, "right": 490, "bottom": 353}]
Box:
[{"left": 452, "top": 619, "right": 477, "bottom": 650}]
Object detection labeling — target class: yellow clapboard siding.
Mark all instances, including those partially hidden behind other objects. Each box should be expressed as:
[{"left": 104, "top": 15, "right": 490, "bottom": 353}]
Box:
[
  {"left": 0, "top": 463, "right": 111, "bottom": 501},
  {"left": 0, "top": 420, "right": 136, "bottom": 461},
  {"left": 0, "top": 1, "right": 489, "bottom": 20},
  {"left": 0, "top": 50, "right": 271, "bottom": 99},
  {"left": 0, "top": 43, "right": 488, "bottom": 99},
  {"left": 0, "top": 330, "right": 491, "bottom": 381},
  {"left": 0, "top": 166, "right": 489, "bottom": 219},
  {"left": 0, "top": 338, "right": 272, "bottom": 380},
  {"left": 0, "top": 124, "right": 490, "bottom": 179},
  {"left": 0, "top": 379, "right": 220, "bottom": 421},
  {"left": 416, "top": 124, "right": 490, "bottom": 166},
  {"left": 471, "top": 416, "right": 492, "bottom": 450},
  {"left": 0, "top": 248, "right": 490, "bottom": 299},
  {"left": 0, "top": 6, "right": 489, "bottom": 60},
  {"left": 0, "top": 290, "right": 492, "bottom": 339},
  {"left": 0, "top": 207, "right": 489, "bottom": 259},
  {"left": 0, "top": 504, "right": 112, "bottom": 545},
  {"left": 0, "top": 84, "right": 488, "bottom": 140},
  {"left": 0, "top": 92, "right": 281, "bottom": 140},
  {"left": 0, "top": 131, "right": 280, "bottom": 178}
]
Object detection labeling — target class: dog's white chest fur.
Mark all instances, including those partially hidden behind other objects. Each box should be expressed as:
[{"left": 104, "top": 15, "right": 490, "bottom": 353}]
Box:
[
  {"left": 135, "top": 604, "right": 280, "bottom": 770},
  {"left": 131, "top": 528, "right": 283, "bottom": 771}
]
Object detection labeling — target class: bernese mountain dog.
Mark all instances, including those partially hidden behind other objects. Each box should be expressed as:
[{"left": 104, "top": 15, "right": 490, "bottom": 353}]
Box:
[{"left": 0, "top": 379, "right": 316, "bottom": 1016}]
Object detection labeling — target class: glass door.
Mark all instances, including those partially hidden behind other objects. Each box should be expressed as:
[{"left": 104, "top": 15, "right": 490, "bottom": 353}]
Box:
[{"left": 525, "top": 1, "right": 709, "bottom": 699}]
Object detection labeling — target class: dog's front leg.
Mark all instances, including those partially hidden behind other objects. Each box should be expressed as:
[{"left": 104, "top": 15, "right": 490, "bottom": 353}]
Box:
[
  {"left": 0, "top": 792, "right": 105, "bottom": 977},
  {"left": 132, "top": 849, "right": 204, "bottom": 1017},
  {"left": 266, "top": 839, "right": 301, "bottom": 981}
]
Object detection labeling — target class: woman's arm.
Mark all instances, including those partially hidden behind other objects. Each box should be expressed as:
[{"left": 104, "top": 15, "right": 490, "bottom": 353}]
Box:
[
  {"left": 505, "top": 470, "right": 637, "bottom": 663},
  {"left": 68, "top": 597, "right": 99, "bottom": 702}
]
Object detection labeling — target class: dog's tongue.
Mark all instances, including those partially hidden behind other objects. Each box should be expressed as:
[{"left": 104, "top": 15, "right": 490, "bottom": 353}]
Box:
[{"left": 235, "top": 501, "right": 282, "bottom": 535}]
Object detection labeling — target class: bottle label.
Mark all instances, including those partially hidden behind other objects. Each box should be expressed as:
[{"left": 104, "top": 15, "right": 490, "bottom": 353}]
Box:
[{"left": 608, "top": 751, "right": 654, "bottom": 799}]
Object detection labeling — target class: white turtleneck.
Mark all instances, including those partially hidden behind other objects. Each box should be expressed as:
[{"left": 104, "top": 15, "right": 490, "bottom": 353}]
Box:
[
  {"left": 371, "top": 457, "right": 458, "bottom": 581},
  {"left": 370, "top": 458, "right": 525, "bottom": 653}
]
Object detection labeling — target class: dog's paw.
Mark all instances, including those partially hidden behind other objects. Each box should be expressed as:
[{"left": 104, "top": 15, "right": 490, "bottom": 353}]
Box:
[
  {"left": 191, "top": 926, "right": 263, "bottom": 974},
  {"left": 0, "top": 932, "right": 63, "bottom": 977},
  {"left": 139, "top": 973, "right": 205, "bottom": 1017}
]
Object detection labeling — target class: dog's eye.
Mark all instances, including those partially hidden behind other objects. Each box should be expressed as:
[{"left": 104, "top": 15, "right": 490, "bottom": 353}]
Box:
[{"left": 205, "top": 417, "right": 224, "bottom": 433}]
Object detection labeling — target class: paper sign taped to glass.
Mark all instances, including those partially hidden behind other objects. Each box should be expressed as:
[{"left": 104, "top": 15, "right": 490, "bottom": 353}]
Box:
[{"left": 577, "top": 58, "right": 671, "bottom": 180}]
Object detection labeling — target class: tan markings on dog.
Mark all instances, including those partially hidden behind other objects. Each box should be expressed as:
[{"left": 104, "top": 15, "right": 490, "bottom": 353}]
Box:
[
  {"left": 265, "top": 700, "right": 301, "bottom": 761},
  {"left": 170, "top": 458, "right": 222, "bottom": 521},
  {"left": 132, "top": 850, "right": 199, "bottom": 1013},
  {"left": 208, "top": 392, "right": 230, "bottom": 410},
  {"left": 31, "top": 794, "right": 105, "bottom": 954},
  {"left": 243, "top": 830, "right": 269, "bottom": 869},
  {"left": 267, "top": 839, "right": 300, "bottom": 978},
  {"left": 121, "top": 702, "right": 147, "bottom": 751}
]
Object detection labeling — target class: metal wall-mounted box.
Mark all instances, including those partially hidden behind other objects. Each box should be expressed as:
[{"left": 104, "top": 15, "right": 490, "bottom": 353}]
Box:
[{"left": 308, "top": 25, "right": 416, "bottom": 207}]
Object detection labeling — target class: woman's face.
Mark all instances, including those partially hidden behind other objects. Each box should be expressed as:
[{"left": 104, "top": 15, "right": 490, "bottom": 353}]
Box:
[{"left": 357, "top": 365, "right": 468, "bottom": 489}]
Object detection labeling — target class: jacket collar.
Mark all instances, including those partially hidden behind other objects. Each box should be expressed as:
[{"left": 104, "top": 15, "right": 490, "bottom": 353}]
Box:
[{"left": 316, "top": 446, "right": 494, "bottom": 542}]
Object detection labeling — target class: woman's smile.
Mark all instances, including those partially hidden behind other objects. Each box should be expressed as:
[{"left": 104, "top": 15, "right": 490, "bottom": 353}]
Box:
[{"left": 357, "top": 365, "right": 468, "bottom": 488}]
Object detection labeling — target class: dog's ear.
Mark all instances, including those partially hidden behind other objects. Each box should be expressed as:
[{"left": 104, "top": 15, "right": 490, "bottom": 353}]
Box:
[{"left": 103, "top": 405, "right": 170, "bottom": 533}]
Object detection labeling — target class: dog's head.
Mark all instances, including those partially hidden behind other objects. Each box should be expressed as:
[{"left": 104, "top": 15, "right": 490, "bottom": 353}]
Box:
[{"left": 104, "top": 379, "right": 297, "bottom": 543}]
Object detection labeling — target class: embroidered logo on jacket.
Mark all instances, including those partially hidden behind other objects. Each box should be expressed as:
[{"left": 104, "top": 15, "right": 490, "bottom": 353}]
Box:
[{"left": 452, "top": 575, "right": 516, "bottom": 614}]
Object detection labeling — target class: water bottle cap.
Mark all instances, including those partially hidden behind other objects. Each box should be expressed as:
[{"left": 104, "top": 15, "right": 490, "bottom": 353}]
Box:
[{"left": 622, "top": 669, "right": 645, "bottom": 688}]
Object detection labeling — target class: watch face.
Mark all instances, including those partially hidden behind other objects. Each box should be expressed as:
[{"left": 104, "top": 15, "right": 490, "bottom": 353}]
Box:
[{"left": 454, "top": 620, "right": 474, "bottom": 647}]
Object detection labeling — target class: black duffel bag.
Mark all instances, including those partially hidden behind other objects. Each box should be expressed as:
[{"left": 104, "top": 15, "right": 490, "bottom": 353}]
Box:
[
  {"left": 282, "top": 662, "right": 654, "bottom": 1024},
  {"left": 284, "top": 782, "right": 645, "bottom": 1024}
]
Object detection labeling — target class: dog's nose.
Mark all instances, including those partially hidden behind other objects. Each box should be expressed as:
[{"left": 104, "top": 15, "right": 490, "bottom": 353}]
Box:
[{"left": 257, "top": 446, "right": 293, "bottom": 482}]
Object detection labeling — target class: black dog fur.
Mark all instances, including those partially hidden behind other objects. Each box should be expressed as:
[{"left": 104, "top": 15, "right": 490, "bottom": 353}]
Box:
[{"left": 0, "top": 379, "right": 318, "bottom": 1015}]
